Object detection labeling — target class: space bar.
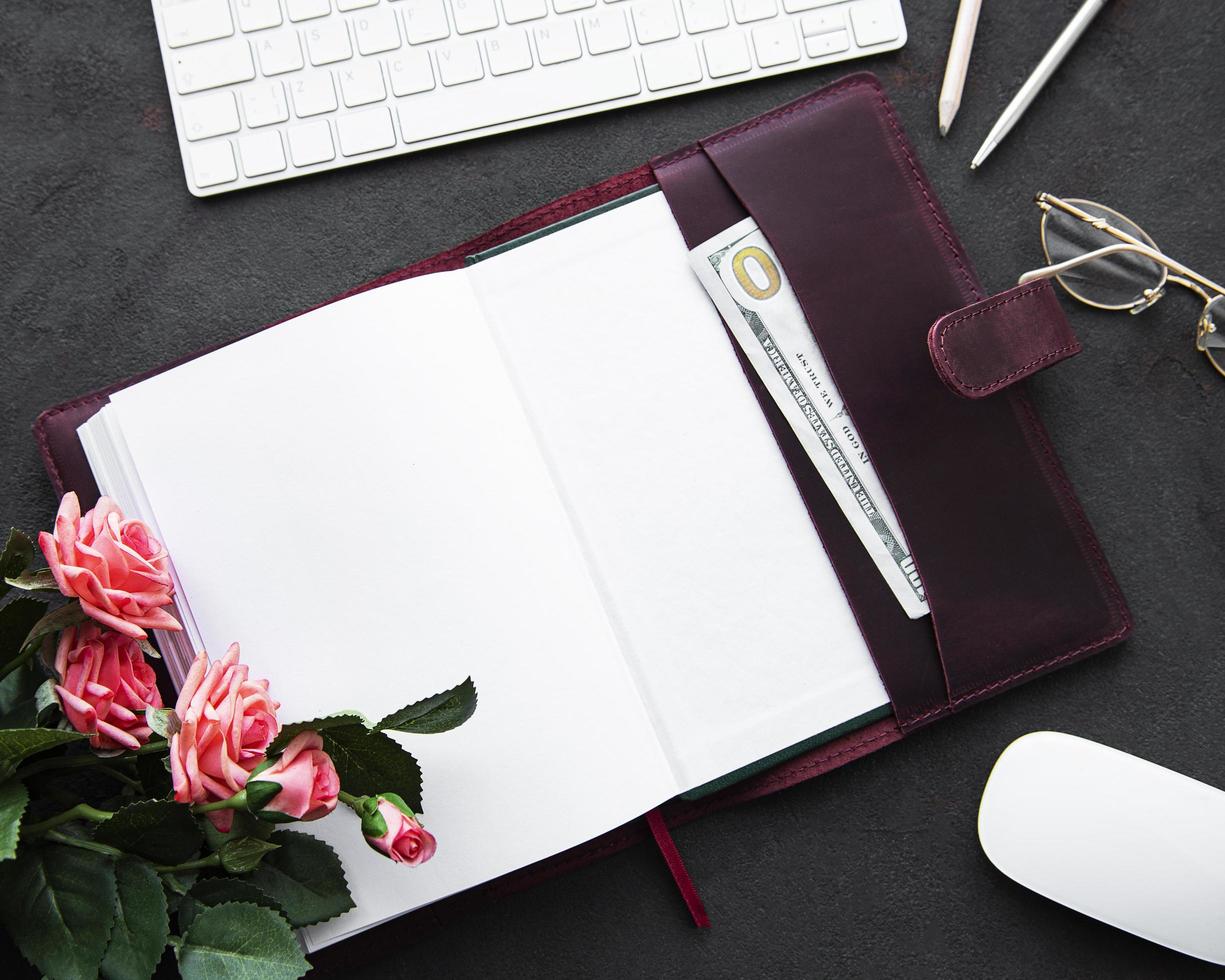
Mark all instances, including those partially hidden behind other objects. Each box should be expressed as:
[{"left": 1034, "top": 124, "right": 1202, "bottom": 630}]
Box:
[{"left": 396, "top": 56, "right": 642, "bottom": 144}]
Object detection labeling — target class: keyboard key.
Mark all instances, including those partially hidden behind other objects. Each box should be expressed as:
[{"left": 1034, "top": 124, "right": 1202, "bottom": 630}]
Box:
[
  {"left": 354, "top": 7, "right": 402, "bottom": 53},
  {"left": 555, "top": 0, "right": 596, "bottom": 11},
  {"left": 679, "top": 0, "right": 727, "bottom": 34},
  {"left": 534, "top": 22, "right": 581, "bottom": 64},
  {"left": 730, "top": 0, "right": 775, "bottom": 23},
  {"left": 236, "top": 0, "right": 284, "bottom": 32},
  {"left": 180, "top": 91, "right": 241, "bottom": 140},
  {"left": 641, "top": 41, "right": 701, "bottom": 89},
  {"left": 452, "top": 0, "right": 500, "bottom": 33},
  {"left": 172, "top": 39, "right": 256, "bottom": 94},
  {"left": 387, "top": 49, "right": 436, "bottom": 94},
  {"left": 582, "top": 11, "right": 630, "bottom": 54},
  {"left": 256, "top": 31, "right": 305, "bottom": 73},
  {"left": 189, "top": 140, "right": 238, "bottom": 187},
  {"left": 780, "top": 0, "right": 840, "bottom": 10},
  {"left": 804, "top": 27, "right": 847, "bottom": 57},
  {"left": 337, "top": 0, "right": 379, "bottom": 8},
  {"left": 632, "top": 0, "right": 680, "bottom": 44},
  {"left": 799, "top": 9, "right": 842, "bottom": 35},
  {"left": 702, "top": 31, "right": 750, "bottom": 76},
  {"left": 288, "top": 119, "right": 337, "bottom": 165},
  {"left": 339, "top": 60, "right": 388, "bottom": 105},
  {"left": 239, "top": 130, "right": 287, "bottom": 175},
  {"left": 850, "top": 0, "right": 898, "bottom": 45},
  {"left": 307, "top": 20, "right": 353, "bottom": 63},
  {"left": 486, "top": 31, "right": 533, "bottom": 74},
  {"left": 436, "top": 40, "right": 485, "bottom": 84},
  {"left": 401, "top": 0, "right": 450, "bottom": 42},
  {"left": 396, "top": 52, "right": 639, "bottom": 141},
  {"left": 163, "top": 0, "right": 234, "bottom": 48},
  {"left": 286, "top": 0, "right": 331, "bottom": 20},
  {"left": 241, "top": 81, "right": 291, "bottom": 125},
  {"left": 337, "top": 105, "right": 397, "bottom": 153},
  {"left": 502, "top": 0, "right": 548, "bottom": 21},
  {"left": 752, "top": 21, "right": 797, "bottom": 66},
  {"left": 291, "top": 72, "right": 339, "bottom": 114}
]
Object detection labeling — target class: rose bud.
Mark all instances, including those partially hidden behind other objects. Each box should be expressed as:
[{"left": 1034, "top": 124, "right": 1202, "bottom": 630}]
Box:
[
  {"left": 39, "top": 492, "right": 181, "bottom": 639},
  {"left": 53, "top": 623, "right": 164, "bottom": 751},
  {"left": 170, "top": 644, "right": 280, "bottom": 831},
  {"left": 244, "top": 731, "right": 340, "bottom": 823},
  {"left": 358, "top": 793, "right": 437, "bottom": 866}
]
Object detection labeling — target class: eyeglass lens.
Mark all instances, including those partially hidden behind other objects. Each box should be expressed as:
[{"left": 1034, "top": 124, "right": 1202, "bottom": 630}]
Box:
[{"left": 1042, "top": 200, "right": 1165, "bottom": 309}]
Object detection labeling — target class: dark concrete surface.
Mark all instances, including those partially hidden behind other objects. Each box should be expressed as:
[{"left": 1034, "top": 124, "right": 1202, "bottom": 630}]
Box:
[{"left": 2, "top": 0, "right": 1223, "bottom": 977}]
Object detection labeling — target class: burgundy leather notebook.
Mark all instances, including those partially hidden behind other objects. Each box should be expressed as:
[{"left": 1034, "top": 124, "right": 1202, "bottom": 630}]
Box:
[{"left": 34, "top": 73, "right": 1130, "bottom": 964}]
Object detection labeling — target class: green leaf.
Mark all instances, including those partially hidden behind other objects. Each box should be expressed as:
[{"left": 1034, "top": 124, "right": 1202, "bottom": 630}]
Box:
[
  {"left": 162, "top": 869, "right": 199, "bottom": 916},
  {"left": 0, "top": 726, "right": 85, "bottom": 781},
  {"left": 136, "top": 751, "right": 174, "bottom": 799},
  {"left": 21, "top": 601, "right": 88, "bottom": 659},
  {"left": 145, "top": 706, "right": 181, "bottom": 740},
  {"left": 0, "top": 596, "right": 49, "bottom": 665},
  {"left": 95, "top": 799, "right": 203, "bottom": 865},
  {"left": 101, "top": 857, "right": 170, "bottom": 980},
  {"left": 202, "top": 809, "right": 273, "bottom": 853},
  {"left": 243, "top": 779, "right": 283, "bottom": 813},
  {"left": 375, "top": 677, "right": 478, "bottom": 735},
  {"left": 5, "top": 568, "right": 60, "bottom": 592},
  {"left": 179, "top": 878, "right": 284, "bottom": 932},
  {"left": 176, "top": 902, "right": 309, "bottom": 980},
  {"left": 0, "top": 530, "right": 35, "bottom": 597},
  {"left": 321, "top": 725, "right": 423, "bottom": 812},
  {"left": 248, "top": 830, "right": 355, "bottom": 928},
  {"left": 0, "top": 663, "right": 51, "bottom": 731},
  {"left": 219, "top": 836, "right": 279, "bottom": 874},
  {"left": 0, "top": 780, "right": 28, "bottom": 861},
  {"left": 268, "top": 712, "right": 368, "bottom": 753},
  {"left": 33, "top": 678, "right": 59, "bottom": 723},
  {"left": 0, "top": 840, "right": 118, "bottom": 980}
]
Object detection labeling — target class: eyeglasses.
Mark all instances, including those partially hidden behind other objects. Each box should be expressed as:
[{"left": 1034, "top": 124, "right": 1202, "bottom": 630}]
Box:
[{"left": 1018, "top": 193, "right": 1225, "bottom": 380}]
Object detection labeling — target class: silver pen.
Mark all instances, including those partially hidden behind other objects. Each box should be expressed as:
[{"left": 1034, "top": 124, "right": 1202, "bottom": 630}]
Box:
[{"left": 971, "top": 0, "right": 1111, "bottom": 170}]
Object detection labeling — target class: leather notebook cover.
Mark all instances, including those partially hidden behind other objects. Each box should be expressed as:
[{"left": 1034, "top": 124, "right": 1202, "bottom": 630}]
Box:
[{"left": 33, "top": 73, "right": 1131, "bottom": 964}]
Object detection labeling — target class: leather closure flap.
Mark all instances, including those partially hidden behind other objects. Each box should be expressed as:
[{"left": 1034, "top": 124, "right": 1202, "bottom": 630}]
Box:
[{"left": 928, "top": 280, "right": 1081, "bottom": 398}]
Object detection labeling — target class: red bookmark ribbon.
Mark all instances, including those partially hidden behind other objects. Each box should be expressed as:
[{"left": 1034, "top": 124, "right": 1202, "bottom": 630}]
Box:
[{"left": 645, "top": 808, "right": 710, "bottom": 928}]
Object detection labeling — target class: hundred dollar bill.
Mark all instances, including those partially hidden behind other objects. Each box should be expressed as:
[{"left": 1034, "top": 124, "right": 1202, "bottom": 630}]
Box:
[{"left": 689, "top": 218, "right": 929, "bottom": 619}]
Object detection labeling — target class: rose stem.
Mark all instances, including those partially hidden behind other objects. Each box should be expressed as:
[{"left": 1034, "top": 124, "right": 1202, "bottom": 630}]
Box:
[
  {"left": 153, "top": 853, "right": 222, "bottom": 874},
  {"left": 42, "top": 829, "right": 125, "bottom": 859},
  {"left": 191, "top": 790, "right": 246, "bottom": 814},
  {"left": 21, "top": 802, "right": 115, "bottom": 837},
  {"left": 15, "top": 739, "right": 168, "bottom": 779},
  {"left": 0, "top": 647, "right": 33, "bottom": 683}
]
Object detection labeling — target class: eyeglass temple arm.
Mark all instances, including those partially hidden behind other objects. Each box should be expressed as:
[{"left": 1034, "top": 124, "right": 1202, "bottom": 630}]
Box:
[{"left": 1019, "top": 242, "right": 1225, "bottom": 296}]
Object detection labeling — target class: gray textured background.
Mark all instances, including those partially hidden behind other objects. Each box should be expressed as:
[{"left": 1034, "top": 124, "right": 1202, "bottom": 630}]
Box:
[{"left": 2, "top": 0, "right": 1223, "bottom": 976}]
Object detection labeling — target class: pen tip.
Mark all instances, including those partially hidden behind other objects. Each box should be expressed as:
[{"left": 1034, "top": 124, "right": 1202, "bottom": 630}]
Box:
[
  {"left": 939, "top": 124, "right": 948, "bottom": 138},
  {"left": 969, "top": 161, "right": 977, "bottom": 171}
]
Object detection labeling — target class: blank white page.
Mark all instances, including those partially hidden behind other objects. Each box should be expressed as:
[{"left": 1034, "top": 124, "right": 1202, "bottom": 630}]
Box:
[
  {"left": 106, "top": 271, "right": 676, "bottom": 949},
  {"left": 468, "top": 192, "right": 889, "bottom": 791}
]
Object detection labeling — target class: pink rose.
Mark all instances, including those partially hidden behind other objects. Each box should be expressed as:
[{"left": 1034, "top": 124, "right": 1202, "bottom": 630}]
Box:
[
  {"left": 170, "top": 644, "right": 280, "bottom": 831},
  {"left": 53, "top": 622, "right": 164, "bottom": 751},
  {"left": 246, "top": 731, "right": 339, "bottom": 822},
  {"left": 359, "top": 794, "right": 437, "bottom": 866},
  {"left": 39, "top": 492, "right": 181, "bottom": 639}
]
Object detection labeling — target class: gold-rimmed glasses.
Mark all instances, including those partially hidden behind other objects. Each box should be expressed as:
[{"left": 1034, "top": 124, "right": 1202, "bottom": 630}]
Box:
[{"left": 1017, "top": 193, "right": 1225, "bottom": 380}]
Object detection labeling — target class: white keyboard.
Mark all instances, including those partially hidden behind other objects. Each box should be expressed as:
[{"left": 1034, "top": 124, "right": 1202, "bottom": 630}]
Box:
[{"left": 153, "top": 0, "right": 905, "bottom": 195}]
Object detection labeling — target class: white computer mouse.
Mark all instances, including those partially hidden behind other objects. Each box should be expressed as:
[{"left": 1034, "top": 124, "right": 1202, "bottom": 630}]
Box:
[{"left": 978, "top": 731, "right": 1225, "bottom": 966}]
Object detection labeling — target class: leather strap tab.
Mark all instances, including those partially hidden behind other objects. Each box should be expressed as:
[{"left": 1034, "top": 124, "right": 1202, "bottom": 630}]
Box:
[{"left": 928, "top": 281, "right": 1081, "bottom": 399}]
